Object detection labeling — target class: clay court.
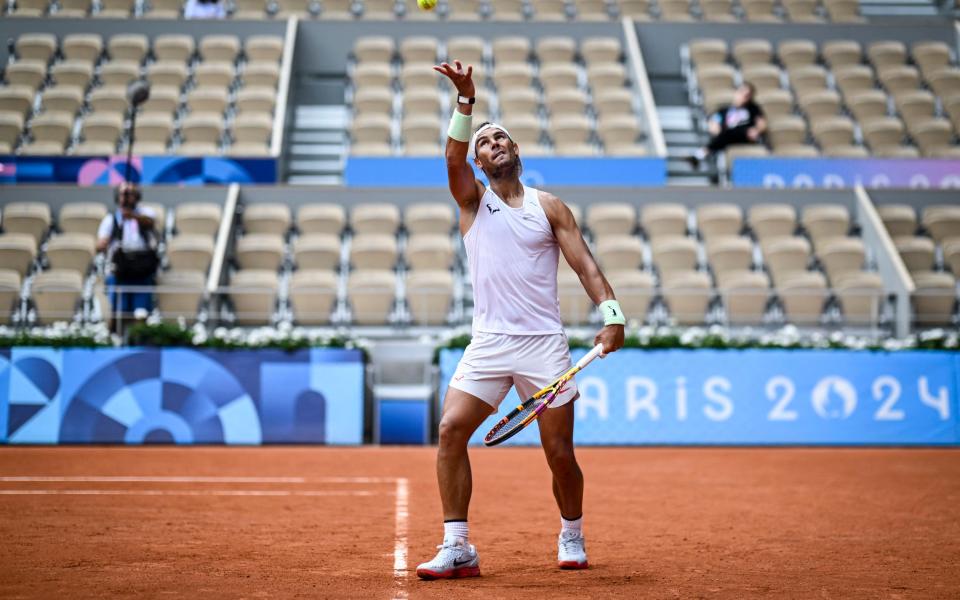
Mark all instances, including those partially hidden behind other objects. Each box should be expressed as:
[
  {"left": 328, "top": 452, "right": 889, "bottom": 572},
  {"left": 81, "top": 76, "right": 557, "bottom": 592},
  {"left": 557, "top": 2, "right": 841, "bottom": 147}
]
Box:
[{"left": 1, "top": 446, "right": 958, "bottom": 599}]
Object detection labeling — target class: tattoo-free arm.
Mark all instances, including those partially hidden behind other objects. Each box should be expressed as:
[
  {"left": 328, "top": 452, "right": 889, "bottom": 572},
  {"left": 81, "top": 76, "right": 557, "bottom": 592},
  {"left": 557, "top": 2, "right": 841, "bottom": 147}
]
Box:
[{"left": 541, "top": 192, "right": 615, "bottom": 305}]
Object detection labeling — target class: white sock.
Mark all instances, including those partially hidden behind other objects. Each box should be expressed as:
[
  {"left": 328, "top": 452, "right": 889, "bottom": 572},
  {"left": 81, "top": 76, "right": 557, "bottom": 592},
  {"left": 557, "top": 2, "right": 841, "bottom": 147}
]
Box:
[
  {"left": 560, "top": 515, "right": 583, "bottom": 537},
  {"left": 694, "top": 148, "right": 707, "bottom": 160},
  {"left": 444, "top": 520, "right": 469, "bottom": 542}
]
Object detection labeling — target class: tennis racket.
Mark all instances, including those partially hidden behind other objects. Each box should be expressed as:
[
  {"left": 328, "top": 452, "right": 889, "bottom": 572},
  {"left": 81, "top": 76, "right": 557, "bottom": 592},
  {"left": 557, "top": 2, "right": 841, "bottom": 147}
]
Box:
[{"left": 483, "top": 343, "right": 606, "bottom": 447}]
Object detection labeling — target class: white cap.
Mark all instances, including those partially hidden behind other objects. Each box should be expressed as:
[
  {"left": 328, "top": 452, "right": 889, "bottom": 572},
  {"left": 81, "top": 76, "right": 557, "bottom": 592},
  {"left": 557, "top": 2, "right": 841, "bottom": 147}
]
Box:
[{"left": 469, "top": 122, "right": 512, "bottom": 161}]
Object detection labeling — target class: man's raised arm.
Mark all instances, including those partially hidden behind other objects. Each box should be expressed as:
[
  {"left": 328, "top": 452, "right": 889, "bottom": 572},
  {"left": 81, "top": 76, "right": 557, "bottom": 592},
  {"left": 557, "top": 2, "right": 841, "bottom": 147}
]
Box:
[{"left": 433, "top": 60, "right": 484, "bottom": 210}]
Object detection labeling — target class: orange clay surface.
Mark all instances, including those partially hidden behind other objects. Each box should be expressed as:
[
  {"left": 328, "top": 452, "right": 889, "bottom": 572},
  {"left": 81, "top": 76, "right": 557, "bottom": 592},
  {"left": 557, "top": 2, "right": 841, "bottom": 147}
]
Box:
[{"left": 1, "top": 446, "right": 959, "bottom": 599}]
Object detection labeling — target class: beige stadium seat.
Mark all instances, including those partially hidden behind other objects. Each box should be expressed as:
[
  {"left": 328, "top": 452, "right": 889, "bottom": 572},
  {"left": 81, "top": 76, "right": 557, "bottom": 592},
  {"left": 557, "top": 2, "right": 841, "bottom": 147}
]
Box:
[
  {"left": 536, "top": 37, "right": 576, "bottom": 64},
  {"left": 348, "top": 269, "right": 396, "bottom": 325},
  {"left": 912, "top": 42, "right": 951, "bottom": 76},
  {"left": 445, "top": 37, "right": 484, "bottom": 66},
  {"left": 867, "top": 41, "right": 907, "bottom": 70},
  {"left": 147, "top": 63, "right": 189, "bottom": 89},
  {"left": 237, "top": 89, "right": 277, "bottom": 116},
  {"left": 924, "top": 146, "right": 960, "bottom": 159},
  {"left": 588, "top": 63, "right": 627, "bottom": 90},
  {"left": 762, "top": 236, "right": 811, "bottom": 284},
  {"left": 446, "top": 0, "right": 482, "bottom": 19},
  {"left": 236, "top": 234, "right": 284, "bottom": 271},
  {"left": 768, "top": 116, "right": 808, "bottom": 149},
  {"left": 404, "top": 89, "right": 441, "bottom": 115},
  {"left": 552, "top": 115, "right": 592, "bottom": 147},
  {"left": 779, "top": 271, "right": 827, "bottom": 325},
  {"left": 0, "top": 269, "right": 22, "bottom": 322},
  {"left": 660, "top": 0, "right": 693, "bottom": 19},
  {"left": 0, "top": 233, "right": 38, "bottom": 276},
  {"left": 178, "top": 141, "right": 219, "bottom": 156},
  {"left": 492, "top": 37, "right": 530, "bottom": 64},
  {"left": 557, "top": 270, "right": 592, "bottom": 325},
  {"left": 701, "top": 0, "right": 735, "bottom": 21},
  {"left": 400, "top": 63, "right": 437, "bottom": 90},
  {"left": 500, "top": 114, "right": 542, "bottom": 146},
  {"left": 756, "top": 89, "right": 794, "bottom": 119},
  {"left": 706, "top": 236, "right": 753, "bottom": 276},
  {"left": 597, "top": 114, "right": 642, "bottom": 148},
  {"left": 352, "top": 114, "right": 392, "bottom": 145},
  {"left": 732, "top": 39, "right": 773, "bottom": 66},
  {"left": 540, "top": 64, "right": 580, "bottom": 92},
  {"left": 6, "top": 61, "right": 47, "bottom": 91},
  {"left": 166, "top": 234, "right": 215, "bottom": 273},
  {"left": 719, "top": 270, "right": 769, "bottom": 324},
  {"left": 777, "top": 40, "right": 817, "bottom": 69},
  {"left": 696, "top": 64, "right": 736, "bottom": 93},
  {"left": 912, "top": 271, "right": 956, "bottom": 326},
  {"left": 894, "top": 236, "right": 935, "bottom": 272},
  {"left": 154, "top": 270, "right": 204, "bottom": 324},
  {"left": 833, "top": 67, "right": 875, "bottom": 102},
  {"left": 175, "top": 202, "right": 222, "bottom": 237},
  {"left": 812, "top": 116, "right": 855, "bottom": 149},
  {"left": 593, "top": 88, "right": 633, "bottom": 118},
  {"left": 895, "top": 90, "right": 935, "bottom": 124},
  {"left": 587, "top": 203, "right": 637, "bottom": 237},
  {"left": 87, "top": 87, "right": 127, "bottom": 115},
  {"left": 363, "top": 0, "right": 395, "bottom": 17},
  {"left": 662, "top": 270, "right": 711, "bottom": 325},
  {"left": 861, "top": 117, "right": 905, "bottom": 151},
  {"left": 227, "top": 142, "right": 270, "bottom": 157},
  {"left": 407, "top": 269, "right": 453, "bottom": 325},
  {"left": 20, "top": 141, "right": 67, "bottom": 155},
  {"left": 823, "top": 0, "right": 861, "bottom": 21},
  {"left": 351, "top": 203, "right": 401, "bottom": 235},
  {"left": 3, "top": 202, "right": 51, "bottom": 246},
  {"left": 847, "top": 90, "right": 889, "bottom": 123},
  {"left": 879, "top": 66, "right": 920, "bottom": 96},
  {"left": 406, "top": 234, "right": 454, "bottom": 270},
  {"left": 789, "top": 65, "right": 829, "bottom": 99},
  {"left": 107, "top": 34, "right": 148, "bottom": 63},
  {"left": 580, "top": 38, "right": 620, "bottom": 66},
  {"left": 406, "top": 203, "right": 454, "bottom": 235},
  {"left": 100, "top": 61, "right": 140, "bottom": 88},
  {"left": 187, "top": 89, "right": 229, "bottom": 116},
  {"left": 31, "top": 269, "right": 82, "bottom": 325},
  {"left": 200, "top": 36, "right": 240, "bottom": 64},
  {"left": 246, "top": 36, "right": 284, "bottom": 63},
  {"left": 0, "top": 113, "right": 24, "bottom": 152},
  {"left": 181, "top": 114, "right": 225, "bottom": 145},
  {"left": 81, "top": 113, "right": 123, "bottom": 145},
  {"left": 288, "top": 270, "right": 337, "bottom": 326},
  {"left": 139, "top": 88, "right": 180, "bottom": 117},
  {"left": 493, "top": 63, "right": 534, "bottom": 89},
  {"left": 9, "top": 0, "right": 48, "bottom": 17},
  {"left": 877, "top": 204, "right": 917, "bottom": 237},
  {"left": 802, "top": 204, "right": 850, "bottom": 245},
  {"left": 798, "top": 90, "right": 840, "bottom": 119},
  {"left": 50, "top": 61, "right": 94, "bottom": 89},
  {"left": 922, "top": 205, "right": 960, "bottom": 244},
  {"left": 401, "top": 115, "right": 441, "bottom": 146},
  {"left": 58, "top": 202, "right": 107, "bottom": 238},
  {"left": 606, "top": 270, "right": 654, "bottom": 323},
  {"left": 641, "top": 203, "right": 687, "bottom": 240},
  {"left": 595, "top": 235, "right": 644, "bottom": 270},
  {"left": 45, "top": 232, "right": 95, "bottom": 274},
  {"left": 230, "top": 269, "right": 277, "bottom": 325},
  {"left": 942, "top": 238, "right": 960, "bottom": 276},
  {"left": 234, "top": 0, "right": 269, "bottom": 18},
  {"left": 697, "top": 204, "right": 743, "bottom": 241},
  {"left": 154, "top": 35, "right": 195, "bottom": 63},
  {"left": 689, "top": 39, "right": 727, "bottom": 66},
  {"left": 233, "top": 114, "right": 273, "bottom": 147},
  {"left": 490, "top": 0, "right": 525, "bottom": 20},
  {"left": 652, "top": 236, "right": 698, "bottom": 277},
  {"left": 97, "top": 0, "right": 135, "bottom": 17},
  {"left": 350, "top": 233, "right": 398, "bottom": 270},
  {"left": 782, "top": 0, "right": 820, "bottom": 21},
  {"left": 725, "top": 144, "right": 770, "bottom": 165},
  {"left": 818, "top": 237, "right": 865, "bottom": 283},
  {"left": 742, "top": 64, "right": 782, "bottom": 95},
  {"left": 532, "top": 0, "right": 568, "bottom": 20},
  {"left": 499, "top": 89, "right": 539, "bottom": 117},
  {"left": 0, "top": 86, "right": 34, "bottom": 119},
  {"left": 72, "top": 141, "right": 116, "bottom": 155},
  {"left": 909, "top": 119, "right": 953, "bottom": 156},
  {"left": 15, "top": 34, "right": 57, "bottom": 63},
  {"left": 399, "top": 36, "right": 438, "bottom": 64},
  {"left": 822, "top": 40, "right": 862, "bottom": 68},
  {"left": 41, "top": 88, "right": 84, "bottom": 117},
  {"left": 138, "top": 114, "right": 175, "bottom": 147},
  {"left": 194, "top": 63, "right": 235, "bottom": 90},
  {"left": 573, "top": 0, "right": 610, "bottom": 19},
  {"left": 298, "top": 204, "right": 347, "bottom": 235},
  {"left": 243, "top": 203, "right": 291, "bottom": 236},
  {"left": 835, "top": 271, "right": 884, "bottom": 325},
  {"left": 293, "top": 234, "right": 341, "bottom": 270},
  {"left": 59, "top": 0, "right": 93, "bottom": 15},
  {"left": 824, "top": 145, "right": 869, "bottom": 158},
  {"left": 743, "top": 0, "right": 778, "bottom": 21}
]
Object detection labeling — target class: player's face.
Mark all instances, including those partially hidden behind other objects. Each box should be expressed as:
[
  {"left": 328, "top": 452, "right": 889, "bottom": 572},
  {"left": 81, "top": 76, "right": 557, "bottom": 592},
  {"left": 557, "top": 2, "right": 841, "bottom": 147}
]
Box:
[{"left": 474, "top": 129, "right": 520, "bottom": 178}]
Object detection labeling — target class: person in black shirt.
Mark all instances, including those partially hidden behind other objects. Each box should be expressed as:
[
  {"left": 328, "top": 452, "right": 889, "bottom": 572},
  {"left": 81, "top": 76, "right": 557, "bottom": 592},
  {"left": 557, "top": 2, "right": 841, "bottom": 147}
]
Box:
[{"left": 689, "top": 82, "right": 767, "bottom": 169}]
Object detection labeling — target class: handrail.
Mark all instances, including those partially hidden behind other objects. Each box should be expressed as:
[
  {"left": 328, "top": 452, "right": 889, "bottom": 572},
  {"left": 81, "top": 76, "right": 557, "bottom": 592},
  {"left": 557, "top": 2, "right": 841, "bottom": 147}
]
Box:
[
  {"left": 621, "top": 16, "right": 667, "bottom": 157},
  {"left": 270, "top": 16, "right": 298, "bottom": 157},
  {"left": 207, "top": 183, "right": 239, "bottom": 296}
]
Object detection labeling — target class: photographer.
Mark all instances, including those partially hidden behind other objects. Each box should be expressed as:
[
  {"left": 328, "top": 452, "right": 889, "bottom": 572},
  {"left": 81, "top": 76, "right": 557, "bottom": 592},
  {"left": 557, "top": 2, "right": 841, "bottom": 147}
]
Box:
[{"left": 96, "top": 183, "right": 159, "bottom": 329}]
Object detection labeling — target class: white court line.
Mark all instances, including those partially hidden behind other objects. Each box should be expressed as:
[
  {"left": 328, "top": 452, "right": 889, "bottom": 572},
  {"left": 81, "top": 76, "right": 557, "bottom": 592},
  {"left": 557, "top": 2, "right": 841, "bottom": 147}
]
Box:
[
  {"left": 0, "top": 489, "right": 380, "bottom": 496},
  {"left": 393, "top": 477, "right": 409, "bottom": 600}
]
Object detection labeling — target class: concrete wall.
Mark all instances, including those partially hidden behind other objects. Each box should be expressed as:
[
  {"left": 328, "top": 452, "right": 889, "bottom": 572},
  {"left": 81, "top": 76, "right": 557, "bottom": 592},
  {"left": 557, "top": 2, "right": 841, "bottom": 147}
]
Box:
[{"left": 0, "top": 185, "right": 230, "bottom": 213}]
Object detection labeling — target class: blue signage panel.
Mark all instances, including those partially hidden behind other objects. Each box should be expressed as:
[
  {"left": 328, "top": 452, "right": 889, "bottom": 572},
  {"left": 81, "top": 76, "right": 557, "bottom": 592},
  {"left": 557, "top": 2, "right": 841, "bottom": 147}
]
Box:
[
  {"left": 439, "top": 349, "right": 960, "bottom": 446},
  {"left": 0, "top": 155, "right": 277, "bottom": 185},
  {"left": 344, "top": 157, "right": 668, "bottom": 187},
  {"left": 0, "top": 347, "right": 364, "bottom": 445},
  {"left": 732, "top": 158, "right": 960, "bottom": 189}
]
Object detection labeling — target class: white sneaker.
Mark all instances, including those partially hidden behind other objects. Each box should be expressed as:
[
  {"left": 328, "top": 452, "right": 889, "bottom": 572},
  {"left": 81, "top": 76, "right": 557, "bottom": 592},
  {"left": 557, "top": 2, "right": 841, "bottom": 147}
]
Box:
[
  {"left": 557, "top": 530, "right": 588, "bottom": 569},
  {"left": 416, "top": 536, "right": 481, "bottom": 580}
]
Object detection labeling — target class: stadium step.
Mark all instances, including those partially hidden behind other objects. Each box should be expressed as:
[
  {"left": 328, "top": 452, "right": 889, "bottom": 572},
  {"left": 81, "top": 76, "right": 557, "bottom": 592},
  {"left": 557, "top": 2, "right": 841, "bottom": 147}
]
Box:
[
  {"left": 658, "top": 106, "right": 715, "bottom": 186},
  {"left": 285, "top": 105, "right": 349, "bottom": 185}
]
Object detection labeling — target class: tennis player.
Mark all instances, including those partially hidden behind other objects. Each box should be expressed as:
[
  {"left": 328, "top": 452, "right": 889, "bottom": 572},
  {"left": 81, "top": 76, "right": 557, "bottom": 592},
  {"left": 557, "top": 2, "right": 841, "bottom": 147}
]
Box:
[{"left": 416, "top": 60, "right": 626, "bottom": 580}]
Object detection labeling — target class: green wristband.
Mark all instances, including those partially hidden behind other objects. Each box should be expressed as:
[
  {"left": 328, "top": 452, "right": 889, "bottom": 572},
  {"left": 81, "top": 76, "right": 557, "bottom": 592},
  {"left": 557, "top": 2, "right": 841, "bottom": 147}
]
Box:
[
  {"left": 599, "top": 300, "right": 626, "bottom": 326},
  {"left": 447, "top": 110, "right": 472, "bottom": 142}
]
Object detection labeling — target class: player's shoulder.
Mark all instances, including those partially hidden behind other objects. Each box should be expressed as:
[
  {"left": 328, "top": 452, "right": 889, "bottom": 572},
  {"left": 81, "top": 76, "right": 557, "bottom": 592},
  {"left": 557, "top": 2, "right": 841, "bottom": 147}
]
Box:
[{"left": 536, "top": 189, "right": 562, "bottom": 208}]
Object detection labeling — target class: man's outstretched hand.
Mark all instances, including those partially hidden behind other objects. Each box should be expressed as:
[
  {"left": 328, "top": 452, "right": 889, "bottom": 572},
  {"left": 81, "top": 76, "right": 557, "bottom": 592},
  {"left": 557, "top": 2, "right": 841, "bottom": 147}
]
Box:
[
  {"left": 595, "top": 325, "right": 625, "bottom": 356},
  {"left": 433, "top": 60, "right": 475, "bottom": 99}
]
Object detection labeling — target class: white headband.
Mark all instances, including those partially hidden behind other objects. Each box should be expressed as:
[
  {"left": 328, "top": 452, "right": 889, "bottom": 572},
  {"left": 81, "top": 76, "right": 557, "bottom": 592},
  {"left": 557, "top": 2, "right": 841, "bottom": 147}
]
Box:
[{"left": 469, "top": 122, "right": 512, "bottom": 161}]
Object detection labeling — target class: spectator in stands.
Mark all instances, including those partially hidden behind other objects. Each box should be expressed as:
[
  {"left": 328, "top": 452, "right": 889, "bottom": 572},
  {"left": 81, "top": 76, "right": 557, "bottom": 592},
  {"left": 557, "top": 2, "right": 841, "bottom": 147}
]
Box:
[
  {"left": 96, "top": 183, "right": 159, "bottom": 331},
  {"left": 689, "top": 82, "right": 766, "bottom": 170},
  {"left": 184, "top": 0, "right": 226, "bottom": 19}
]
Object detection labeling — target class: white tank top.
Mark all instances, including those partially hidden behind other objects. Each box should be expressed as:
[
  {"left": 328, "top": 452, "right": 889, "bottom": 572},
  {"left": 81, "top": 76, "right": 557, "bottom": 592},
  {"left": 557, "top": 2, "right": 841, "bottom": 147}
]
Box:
[{"left": 462, "top": 184, "right": 563, "bottom": 335}]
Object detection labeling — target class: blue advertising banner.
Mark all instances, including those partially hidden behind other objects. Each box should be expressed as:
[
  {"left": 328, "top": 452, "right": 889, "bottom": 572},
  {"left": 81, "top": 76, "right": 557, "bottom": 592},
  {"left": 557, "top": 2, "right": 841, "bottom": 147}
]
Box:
[
  {"left": 0, "top": 347, "right": 364, "bottom": 445},
  {"left": 0, "top": 155, "right": 277, "bottom": 185},
  {"left": 439, "top": 349, "right": 960, "bottom": 445},
  {"left": 344, "top": 157, "right": 668, "bottom": 187},
  {"left": 731, "top": 158, "right": 960, "bottom": 189}
]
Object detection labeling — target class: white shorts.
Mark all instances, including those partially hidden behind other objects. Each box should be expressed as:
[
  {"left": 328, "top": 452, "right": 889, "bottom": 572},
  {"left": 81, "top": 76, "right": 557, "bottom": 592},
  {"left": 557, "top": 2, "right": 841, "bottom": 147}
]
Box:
[{"left": 447, "top": 332, "right": 578, "bottom": 410}]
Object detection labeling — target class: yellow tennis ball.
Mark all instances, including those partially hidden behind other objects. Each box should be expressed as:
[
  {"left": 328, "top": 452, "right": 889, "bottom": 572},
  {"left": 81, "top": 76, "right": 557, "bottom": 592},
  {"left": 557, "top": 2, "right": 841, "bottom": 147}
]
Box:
[{"left": 417, "top": 0, "right": 437, "bottom": 10}]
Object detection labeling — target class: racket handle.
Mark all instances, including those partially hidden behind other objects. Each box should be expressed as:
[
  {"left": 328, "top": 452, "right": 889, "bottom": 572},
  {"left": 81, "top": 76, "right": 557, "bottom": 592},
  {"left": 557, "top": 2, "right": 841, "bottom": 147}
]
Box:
[{"left": 574, "top": 343, "right": 606, "bottom": 370}]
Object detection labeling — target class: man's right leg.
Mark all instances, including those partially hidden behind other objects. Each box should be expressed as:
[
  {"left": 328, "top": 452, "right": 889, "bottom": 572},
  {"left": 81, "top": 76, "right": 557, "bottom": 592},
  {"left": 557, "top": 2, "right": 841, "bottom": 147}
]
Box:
[{"left": 417, "top": 386, "right": 494, "bottom": 580}]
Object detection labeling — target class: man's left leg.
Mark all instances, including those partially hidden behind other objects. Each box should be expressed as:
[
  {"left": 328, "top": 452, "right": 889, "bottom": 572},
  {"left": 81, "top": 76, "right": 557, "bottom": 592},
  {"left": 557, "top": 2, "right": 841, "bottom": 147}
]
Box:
[{"left": 538, "top": 399, "right": 588, "bottom": 569}]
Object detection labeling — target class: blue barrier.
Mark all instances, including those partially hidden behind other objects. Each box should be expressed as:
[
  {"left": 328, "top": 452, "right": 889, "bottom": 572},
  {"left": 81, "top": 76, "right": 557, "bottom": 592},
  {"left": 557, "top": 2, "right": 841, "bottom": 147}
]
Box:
[
  {"left": 438, "top": 348, "right": 960, "bottom": 445},
  {"left": 0, "top": 347, "right": 364, "bottom": 445},
  {"left": 344, "top": 157, "right": 668, "bottom": 187},
  {"left": 731, "top": 158, "right": 960, "bottom": 189},
  {"left": 0, "top": 155, "right": 278, "bottom": 185}
]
